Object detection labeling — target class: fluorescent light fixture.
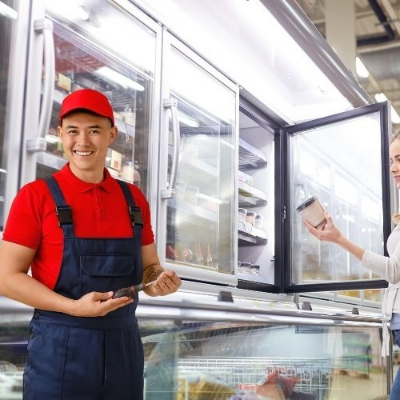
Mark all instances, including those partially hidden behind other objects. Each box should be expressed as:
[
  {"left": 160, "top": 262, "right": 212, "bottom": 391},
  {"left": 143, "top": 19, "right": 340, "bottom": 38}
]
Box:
[
  {"left": 356, "top": 57, "right": 369, "bottom": 78},
  {"left": 177, "top": 110, "right": 199, "bottom": 127},
  {"left": 0, "top": 1, "right": 17, "bottom": 19},
  {"left": 375, "top": 92, "right": 400, "bottom": 124},
  {"left": 375, "top": 92, "right": 387, "bottom": 102},
  {"left": 95, "top": 67, "right": 145, "bottom": 91},
  {"left": 76, "top": 5, "right": 90, "bottom": 21}
]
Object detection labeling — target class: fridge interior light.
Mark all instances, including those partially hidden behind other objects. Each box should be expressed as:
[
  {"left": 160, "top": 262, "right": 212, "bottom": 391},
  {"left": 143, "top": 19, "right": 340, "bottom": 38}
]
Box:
[
  {"left": 0, "top": 1, "right": 17, "bottom": 19},
  {"left": 95, "top": 67, "right": 145, "bottom": 92},
  {"left": 141, "top": 0, "right": 352, "bottom": 123},
  {"left": 45, "top": 0, "right": 157, "bottom": 74}
]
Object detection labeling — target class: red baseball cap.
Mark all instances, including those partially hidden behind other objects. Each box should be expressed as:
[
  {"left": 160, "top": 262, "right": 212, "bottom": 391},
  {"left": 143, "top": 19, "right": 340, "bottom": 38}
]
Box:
[{"left": 59, "top": 88, "right": 115, "bottom": 126}]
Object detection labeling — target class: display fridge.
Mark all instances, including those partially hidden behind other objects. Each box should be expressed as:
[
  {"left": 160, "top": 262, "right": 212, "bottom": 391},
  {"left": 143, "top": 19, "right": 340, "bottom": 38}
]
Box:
[
  {"left": 0, "top": 294, "right": 392, "bottom": 399},
  {"left": 1, "top": 0, "right": 395, "bottom": 297},
  {"left": 20, "top": 0, "right": 161, "bottom": 200},
  {"left": 2, "top": 0, "right": 238, "bottom": 288},
  {"left": 235, "top": 99, "right": 392, "bottom": 297},
  {"left": 0, "top": 0, "right": 398, "bottom": 398},
  {"left": 157, "top": 33, "right": 237, "bottom": 285}
]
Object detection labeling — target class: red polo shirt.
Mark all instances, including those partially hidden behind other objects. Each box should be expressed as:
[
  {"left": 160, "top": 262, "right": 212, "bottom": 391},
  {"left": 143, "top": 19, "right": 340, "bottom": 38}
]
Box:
[{"left": 3, "top": 164, "right": 154, "bottom": 290}]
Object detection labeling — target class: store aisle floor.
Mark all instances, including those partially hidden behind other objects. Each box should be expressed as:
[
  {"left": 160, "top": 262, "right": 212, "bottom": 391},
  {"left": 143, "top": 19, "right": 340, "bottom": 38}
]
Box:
[{"left": 325, "top": 371, "right": 389, "bottom": 400}]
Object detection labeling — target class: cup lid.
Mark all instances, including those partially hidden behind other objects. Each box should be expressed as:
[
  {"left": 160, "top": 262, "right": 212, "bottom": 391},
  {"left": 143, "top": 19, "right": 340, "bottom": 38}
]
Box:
[{"left": 296, "top": 195, "right": 318, "bottom": 213}]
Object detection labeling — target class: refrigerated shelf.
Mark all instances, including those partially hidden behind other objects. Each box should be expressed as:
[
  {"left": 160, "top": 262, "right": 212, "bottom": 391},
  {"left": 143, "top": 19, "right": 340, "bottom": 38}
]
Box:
[
  {"left": 168, "top": 199, "right": 218, "bottom": 225},
  {"left": 238, "top": 221, "right": 268, "bottom": 246},
  {"left": 238, "top": 181, "right": 268, "bottom": 207},
  {"left": 239, "top": 138, "right": 268, "bottom": 170},
  {"left": 178, "top": 152, "right": 218, "bottom": 178},
  {"left": 37, "top": 152, "right": 67, "bottom": 171}
]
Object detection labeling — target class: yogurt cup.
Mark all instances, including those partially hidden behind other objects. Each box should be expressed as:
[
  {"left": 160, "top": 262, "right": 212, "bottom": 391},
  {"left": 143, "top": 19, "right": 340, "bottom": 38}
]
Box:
[{"left": 296, "top": 195, "right": 327, "bottom": 229}]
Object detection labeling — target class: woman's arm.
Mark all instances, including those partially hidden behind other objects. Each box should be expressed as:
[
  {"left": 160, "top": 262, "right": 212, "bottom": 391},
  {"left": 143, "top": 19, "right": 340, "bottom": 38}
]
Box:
[
  {"left": 305, "top": 211, "right": 400, "bottom": 284},
  {"left": 304, "top": 212, "right": 365, "bottom": 260}
]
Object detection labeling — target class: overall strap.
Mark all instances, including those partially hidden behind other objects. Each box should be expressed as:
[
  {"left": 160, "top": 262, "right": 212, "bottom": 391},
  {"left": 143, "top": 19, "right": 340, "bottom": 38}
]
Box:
[
  {"left": 116, "top": 180, "right": 143, "bottom": 228},
  {"left": 45, "top": 177, "right": 74, "bottom": 237}
]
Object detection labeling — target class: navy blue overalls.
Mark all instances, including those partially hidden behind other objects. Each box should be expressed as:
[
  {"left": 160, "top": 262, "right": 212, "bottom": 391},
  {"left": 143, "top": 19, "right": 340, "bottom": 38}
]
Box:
[{"left": 24, "top": 177, "right": 144, "bottom": 400}]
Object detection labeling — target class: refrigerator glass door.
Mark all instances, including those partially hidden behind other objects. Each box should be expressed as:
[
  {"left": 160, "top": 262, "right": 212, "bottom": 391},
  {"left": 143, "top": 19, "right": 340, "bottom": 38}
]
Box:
[
  {"left": 34, "top": 0, "right": 159, "bottom": 196},
  {"left": 160, "top": 37, "right": 237, "bottom": 284},
  {"left": 0, "top": 0, "right": 29, "bottom": 229},
  {"left": 287, "top": 102, "right": 391, "bottom": 290}
]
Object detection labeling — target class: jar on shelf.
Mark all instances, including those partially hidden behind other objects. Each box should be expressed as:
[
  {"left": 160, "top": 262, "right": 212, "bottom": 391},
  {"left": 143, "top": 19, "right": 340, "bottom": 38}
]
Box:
[
  {"left": 238, "top": 208, "right": 247, "bottom": 223},
  {"left": 240, "top": 262, "right": 251, "bottom": 274},
  {"left": 255, "top": 214, "right": 264, "bottom": 229},
  {"left": 250, "top": 264, "right": 260, "bottom": 276},
  {"left": 246, "top": 211, "right": 257, "bottom": 226}
]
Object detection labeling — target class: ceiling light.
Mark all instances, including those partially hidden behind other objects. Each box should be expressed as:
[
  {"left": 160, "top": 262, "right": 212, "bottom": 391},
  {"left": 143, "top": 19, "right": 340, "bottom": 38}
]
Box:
[
  {"left": 356, "top": 57, "right": 369, "bottom": 78},
  {"left": 375, "top": 92, "right": 387, "bottom": 102},
  {"left": 0, "top": 1, "right": 17, "bottom": 19},
  {"left": 76, "top": 5, "right": 90, "bottom": 21},
  {"left": 95, "top": 67, "right": 144, "bottom": 91},
  {"left": 375, "top": 93, "right": 400, "bottom": 124},
  {"left": 391, "top": 108, "right": 400, "bottom": 124}
]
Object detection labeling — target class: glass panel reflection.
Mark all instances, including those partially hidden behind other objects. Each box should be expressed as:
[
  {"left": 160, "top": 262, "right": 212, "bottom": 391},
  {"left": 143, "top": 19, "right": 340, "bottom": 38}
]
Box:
[
  {"left": 41, "top": 1, "right": 156, "bottom": 195},
  {"left": 291, "top": 112, "right": 384, "bottom": 285},
  {"left": 141, "top": 320, "right": 387, "bottom": 400},
  {"left": 165, "top": 48, "right": 236, "bottom": 276},
  {"left": 0, "top": 311, "right": 388, "bottom": 399},
  {"left": 0, "top": 0, "right": 16, "bottom": 230}
]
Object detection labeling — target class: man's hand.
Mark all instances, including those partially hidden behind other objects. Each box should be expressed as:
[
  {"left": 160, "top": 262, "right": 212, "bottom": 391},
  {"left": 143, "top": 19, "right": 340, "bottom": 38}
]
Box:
[
  {"left": 144, "top": 270, "right": 181, "bottom": 296},
  {"left": 69, "top": 291, "right": 133, "bottom": 317}
]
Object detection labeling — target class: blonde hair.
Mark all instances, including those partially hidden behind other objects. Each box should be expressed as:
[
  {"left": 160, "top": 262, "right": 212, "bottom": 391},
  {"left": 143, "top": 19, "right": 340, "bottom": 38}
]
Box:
[{"left": 392, "top": 132, "right": 400, "bottom": 224}]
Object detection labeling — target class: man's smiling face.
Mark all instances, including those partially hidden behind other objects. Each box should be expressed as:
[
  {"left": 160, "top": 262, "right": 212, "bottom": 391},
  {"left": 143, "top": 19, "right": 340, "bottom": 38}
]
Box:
[{"left": 58, "top": 111, "right": 117, "bottom": 183}]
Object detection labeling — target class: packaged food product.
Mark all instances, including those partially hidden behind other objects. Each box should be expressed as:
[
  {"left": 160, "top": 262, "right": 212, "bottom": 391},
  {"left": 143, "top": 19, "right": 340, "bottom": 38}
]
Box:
[
  {"left": 57, "top": 73, "right": 72, "bottom": 91},
  {"left": 206, "top": 243, "right": 214, "bottom": 268},
  {"left": 238, "top": 170, "right": 253, "bottom": 186},
  {"left": 238, "top": 208, "right": 247, "bottom": 223},
  {"left": 251, "top": 264, "right": 260, "bottom": 276},
  {"left": 240, "top": 262, "right": 251, "bottom": 274},
  {"left": 255, "top": 214, "right": 264, "bottom": 229},
  {"left": 296, "top": 195, "right": 326, "bottom": 229},
  {"left": 246, "top": 211, "right": 257, "bottom": 226},
  {"left": 193, "top": 243, "right": 204, "bottom": 265}
]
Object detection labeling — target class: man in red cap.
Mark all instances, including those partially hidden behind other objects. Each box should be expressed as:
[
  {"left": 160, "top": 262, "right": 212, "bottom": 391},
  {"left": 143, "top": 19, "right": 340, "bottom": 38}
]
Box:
[{"left": 0, "top": 88, "right": 181, "bottom": 399}]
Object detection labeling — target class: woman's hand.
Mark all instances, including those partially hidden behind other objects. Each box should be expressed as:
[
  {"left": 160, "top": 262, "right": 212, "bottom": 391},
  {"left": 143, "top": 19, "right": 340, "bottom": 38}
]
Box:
[
  {"left": 68, "top": 291, "right": 133, "bottom": 317},
  {"left": 303, "top": 211, "right": 343, "bottom": 243}
]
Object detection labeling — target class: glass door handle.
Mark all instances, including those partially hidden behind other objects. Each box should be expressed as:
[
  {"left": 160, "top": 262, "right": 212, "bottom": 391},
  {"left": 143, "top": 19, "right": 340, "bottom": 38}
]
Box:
[
  {"left": 26, "top": 19, "right": 55, "bottom": 153},
  {"left": 161, "top": 98, "right": 180, "bottom": 199}
]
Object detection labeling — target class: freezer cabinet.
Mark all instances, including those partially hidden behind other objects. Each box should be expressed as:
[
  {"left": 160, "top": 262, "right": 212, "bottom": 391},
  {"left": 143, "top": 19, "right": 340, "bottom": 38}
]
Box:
[{"left": 0, "top": 296, "right": 392, "bottom": 399}]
